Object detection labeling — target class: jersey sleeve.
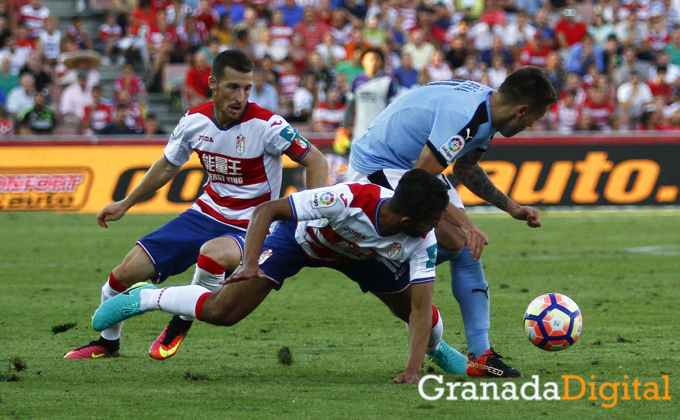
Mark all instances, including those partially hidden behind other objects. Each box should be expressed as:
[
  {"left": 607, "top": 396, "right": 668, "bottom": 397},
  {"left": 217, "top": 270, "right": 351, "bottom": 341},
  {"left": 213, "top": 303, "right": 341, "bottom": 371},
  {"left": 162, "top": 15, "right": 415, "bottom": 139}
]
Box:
[
  {"left": 264, "top": 115, "right": 311, "bottom": 162},
  {"left": 163, "top": 113, "right": 193, "bottom": 166},
  {"left": 287, "top": 184, "right": 349, "bottom": 221},
  {"left": 408, "top": 232, "right": 438, "bottom": 284}
]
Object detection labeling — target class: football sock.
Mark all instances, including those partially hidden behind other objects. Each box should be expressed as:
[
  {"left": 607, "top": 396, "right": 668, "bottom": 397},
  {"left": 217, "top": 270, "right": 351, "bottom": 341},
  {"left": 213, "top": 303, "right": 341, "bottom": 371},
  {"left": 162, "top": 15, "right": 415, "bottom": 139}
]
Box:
[
  {"left": 140, "top": 285, "right": 212, "bottom": 319},
  {"left": 96, "top": 336, "right": 120, "bottom": 352},
  {"left": 435, "top": 248, "right": 460, "bottom": 265},
  {"left": 427, "top": 305, "right": 444, "bottom": 354},
  {"left": 450, "top": 247, "right": 490, "bottom": 358},
  {"left": 178, "top": 255, "right": 226, "bottom": 322},
  {"left": 100, "top": 273, "right": 126, "bottom": 341}
]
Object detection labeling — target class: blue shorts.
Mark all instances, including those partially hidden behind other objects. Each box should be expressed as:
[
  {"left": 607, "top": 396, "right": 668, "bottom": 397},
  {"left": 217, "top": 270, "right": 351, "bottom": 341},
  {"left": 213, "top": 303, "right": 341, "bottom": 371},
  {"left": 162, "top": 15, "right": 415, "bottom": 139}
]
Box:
[
  {"left": 137, "top": 209, "right": 245, "bottom": 284},
  {"left": 259, "top": 221, "right": 412, "bottom": 294}
]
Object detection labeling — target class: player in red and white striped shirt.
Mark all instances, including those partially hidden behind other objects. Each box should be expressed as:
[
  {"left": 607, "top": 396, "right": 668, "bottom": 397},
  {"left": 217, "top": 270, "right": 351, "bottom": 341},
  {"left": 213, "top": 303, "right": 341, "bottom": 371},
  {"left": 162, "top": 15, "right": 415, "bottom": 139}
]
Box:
[
  {"left": 64, "top": 50, "right": 328, "bottom": 360},
  {"left": 19, "top": 0, "right": 50, "bottom": 38}
]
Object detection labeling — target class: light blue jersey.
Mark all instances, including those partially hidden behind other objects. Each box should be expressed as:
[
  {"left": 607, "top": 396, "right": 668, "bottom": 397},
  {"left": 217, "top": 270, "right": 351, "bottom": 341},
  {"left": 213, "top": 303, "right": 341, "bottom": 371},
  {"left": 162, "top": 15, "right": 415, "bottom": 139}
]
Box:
[{"left": 349, "top": 80, "right": 498, "bottom": 175}]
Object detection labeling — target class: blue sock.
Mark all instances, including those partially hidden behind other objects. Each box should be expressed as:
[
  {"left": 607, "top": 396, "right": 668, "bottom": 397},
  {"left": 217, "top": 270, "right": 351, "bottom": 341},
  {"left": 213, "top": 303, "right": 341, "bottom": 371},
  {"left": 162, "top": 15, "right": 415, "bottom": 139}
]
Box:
[
  {"left": 449, "top": 246, "right": 490, "bottom": 358},
  {"left": 436, "top": 248, "right": 459, "bottom": 265}
]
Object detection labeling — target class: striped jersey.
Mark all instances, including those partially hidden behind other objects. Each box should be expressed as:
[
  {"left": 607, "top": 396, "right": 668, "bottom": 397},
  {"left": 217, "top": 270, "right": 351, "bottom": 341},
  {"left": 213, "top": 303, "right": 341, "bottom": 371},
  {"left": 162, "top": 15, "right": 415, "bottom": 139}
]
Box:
[
  {"left": 164, "top": 101, "right": 310, "bottom": 229},
  {"left": 287, "top": 182, "right": 438, "bottom": 284}
]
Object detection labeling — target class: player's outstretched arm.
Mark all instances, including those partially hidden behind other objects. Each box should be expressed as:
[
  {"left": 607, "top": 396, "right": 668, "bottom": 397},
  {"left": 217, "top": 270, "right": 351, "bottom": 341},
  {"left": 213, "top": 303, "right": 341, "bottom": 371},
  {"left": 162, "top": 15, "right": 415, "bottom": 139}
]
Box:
[
  {"left": 223, "top": 199, "right": 296, "bottom": 284},
  {"left": 453, "top": 150, "right": 542, "bottom": 228},
  {"left": 394, "top": 281, "right": 434, "bottom": 384},
  {"left": 298, "top": 145, "right": 329, "bottom": 189},
  {"left": 98, "top": 156, "right": 181, "bottom": 228}
]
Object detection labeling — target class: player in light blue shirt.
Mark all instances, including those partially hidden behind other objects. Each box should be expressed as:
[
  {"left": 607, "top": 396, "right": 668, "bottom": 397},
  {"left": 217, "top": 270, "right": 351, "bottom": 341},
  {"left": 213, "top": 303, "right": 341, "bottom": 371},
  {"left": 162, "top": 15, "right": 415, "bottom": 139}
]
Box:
[{"left": 348, "top": 66, "right": 558, "bottom": 378}]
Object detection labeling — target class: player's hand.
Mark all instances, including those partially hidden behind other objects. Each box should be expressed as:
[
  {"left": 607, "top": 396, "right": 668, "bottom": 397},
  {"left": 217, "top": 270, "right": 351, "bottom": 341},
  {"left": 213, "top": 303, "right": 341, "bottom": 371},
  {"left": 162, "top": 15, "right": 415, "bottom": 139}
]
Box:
[
  {"left": 393, "top": 370, "right": 421, "bottom": 384},
  {"left": 461, "top": 224, "right": 488, "bottom": 260},
  {"left": 97, "top": 201, "right": 129, "bottom": 228},
  {"left": 510, "top": 206, "right": 542, "bottom": 228},
  {"left": 333, "top": 127, "right": 351, "bottom": 155},
  {"left": 221, "top": 263, "right": 265, "bottom": 285}
]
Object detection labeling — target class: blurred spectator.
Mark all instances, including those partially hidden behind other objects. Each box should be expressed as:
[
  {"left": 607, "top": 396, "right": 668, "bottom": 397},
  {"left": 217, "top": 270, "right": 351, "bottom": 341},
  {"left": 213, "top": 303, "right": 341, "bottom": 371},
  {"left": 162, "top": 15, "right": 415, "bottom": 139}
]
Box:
[
  {"left": 340, "top": 0, "right": 368, "bottom": 25},
  {"left": 0, "top": 106, "right": 12, "bottom": 136},
  {"left": 98, "top": 104, "right": 138, "bottom": 134},
  {"left": 548, "top": 89, "right": 581, "bottom": 133},
  {"left": 288, "top": 32, "right": 309, "bottom": 73},
  {"left": 212, "top": 14, "right": 233, "bottom": 47},
  {"left": 344, "top": 27, "right": 372, "bottom": 62},
  {"left": 334, "top": 47, "right": 363, "bottom": 85},
  {"left": 423, "top": 50, "right": 453, "bottom": 81},
  {"left": 279, "top": 0, "right": 304, "bottom": 28},
  {"left": 184, "top": 51, "right": 211, "bottom": 109},
  {"left": 582, "top": 86, "right": 616, "bottom": 131},
  {"left": 81, "top": 84, "right": 115, "bottom": 135},
  {"left": 566, "top": 33, "right": 605, "bottom": 76},
  {"left": 306, "top": 50, "right": 333, "bottom": 91},
  {"left": 0, "top": 16, "right": 12, "bottom": 50},
  {"left": 260, "top": 55, "right": 280, "bottom": 88},
  {"left": 215, "top": 0, "right": 245, "bottom": 25},
  {"left": 316, "top": 0, "right": 334, "bottom": 26},
  {"left": 480, "top": 34, "right": 513, "bottom": 68},
  {"left": 638, "top": 103, "right": 671, "bottom": 130},
  {"left": 167, "top": 0, "right": 192, "bottom": 27},
  {"left": 393, "top": 52, "right": 418, "bottom": 89},
  {"left": 119, "top": 97, "right": 145, "bottom": 132},
  {"left": 233, "top": 6, "right": 265, "bottom": 45},
  {"left": 66, "top": 16, "right": 92, "bottom": 50},
  {"left": 98, "top": 12, "right": 123, "bottom": 65},
  {"left": 194, "top": 0, "right": 220, "bottom": 36},
  {"left": 532, "top": 8, "right": 556, "bottom": 50},
  {"left": 646, "top": 65, "right": 673, "bottom": 98},
  {"left": 617, "top": 71, "right": 654, "bottom": 129},
  {"left": 0, "top": 56, "right": 18, "bottom": 95},
  {"left": 487, "top": 54, "right": 508, "bottom": 89},
  {"left": 454, "top": 54, "right": 483, "bottom": 81},
  {"left": 249, "top": 68, "right": 279, "bottom": 112},
  {"left": 180, "top": 14, "right": 211, "bottom": 55},
  {"left": 146, "top": 9, "right": 179, "bottom": 92},
  {"left": 292, "top": 72, "right": 322, "bottom": 122},
  {"left": 315, "top": 31, "right": 346, "bottom": 67},
  {"left": 555, "top": 6, "right": 588, "bottom": 50},
  {"left": 295, "top": 8, "right": 330, "bottom": 53},
  {"left": 545, "top": 51, "right": 568, "bottom": 94},
  {"left": 253, "top": 27, "right": 287, "bottom": 63},
  {"left": 269, "top": 9, "right": 293, "bottom": 48},
  {"left": 113, "top": 63, "right": 147, "bottom": 107},
  {"left": 19, "top": 50, "right": 51, "bottom": 92},
  {"left": 614, "top": 11, "right": 648, "bottom": 53},
  {"left": 111, "top": 0, "right": 135, "bottom": 37},
  {"left": 444, "top": 35, "right": 470, "bottom": 71},
  {"left": 664, "top": 27, "right": 680, "bottom": 66},
  {"left": 519, "top": 30, "right": 552, "bottom": 68},
  {"left": 363, "top": 13, "right": 387, "bottom": 48},
  {"left": 143, "top": 113, "right": 167, "bottom": 135},
  {"left": 19, "top": 0, "right": 49, "bottom": 38},
  {"left": 198, "top": 37, "right": 225, "bottom": 65},
  {"left": 0, "top": 36, "right": 31, "bottom": 75},
  {"left": 6, "top": 73, "right": 35, "bottom": 118},
  {"left": 648, "top": 50, "right": 680, "bottom": 83},
  {"left": 312, "top": 85, "right": 344, "bottom": 132},
  {"left": 39, "top": 16, "right": 61, "bottom": 66},
  {"left": 603, "top": 35, "right": 623, "bottom": 74},
  {"left": 60, "top": 70, "right": 92, "bottom": 122},
  {"left": 278, "top": 56, "right": 301, "bottom": 116},
  {"left": 588, "top": 12, "right": 615, "bottom": 48},
  {"left": 561, "top": 72, "right": 587, "bottom": 105},
  {"left": 503, "top": 10, "right": 537, "bottom": 55},
  {"left": 128, "top": 0, "right": 155, "bottom": 39},
  {"left": 402, "top": 29, "right": 436, "bottom": 72},
  {"left": 614, "top": 47, "right": 651, "bottom": 85},
  {"left": 229, "top": 28, "right": 255, "bottom": 61},
  {"left": 329, "top": 9, "right": 352, "bottom": 45},
  {"left": 573, "top": 108, "right": 601, "bottom": 131},
  {"left": 16, "top": 88, "right": 55, "bottom": 134}
]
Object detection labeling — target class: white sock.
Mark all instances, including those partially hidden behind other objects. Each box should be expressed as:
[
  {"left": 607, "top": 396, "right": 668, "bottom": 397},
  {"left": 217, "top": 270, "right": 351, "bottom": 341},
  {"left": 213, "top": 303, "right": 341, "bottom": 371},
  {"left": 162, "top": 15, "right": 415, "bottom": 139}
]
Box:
[
  {"left": 140, "top": 285, "right": 212, "bottom": 319},
  {"left": 427, "top": 306, "right": 444, "bottom": 354},
  {"left": 179, "top": 259, "right": 226, "bottom": 321},
  {"left": 100, "top": 280, "right": 124, "bottom": 341}
]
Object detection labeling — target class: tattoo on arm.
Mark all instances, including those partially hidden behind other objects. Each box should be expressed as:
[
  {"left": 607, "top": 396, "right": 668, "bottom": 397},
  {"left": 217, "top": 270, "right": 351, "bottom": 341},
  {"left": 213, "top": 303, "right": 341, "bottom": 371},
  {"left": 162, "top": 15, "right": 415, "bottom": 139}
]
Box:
[{"left": 453, "top": 150, "right": 509, "bottom": 211}]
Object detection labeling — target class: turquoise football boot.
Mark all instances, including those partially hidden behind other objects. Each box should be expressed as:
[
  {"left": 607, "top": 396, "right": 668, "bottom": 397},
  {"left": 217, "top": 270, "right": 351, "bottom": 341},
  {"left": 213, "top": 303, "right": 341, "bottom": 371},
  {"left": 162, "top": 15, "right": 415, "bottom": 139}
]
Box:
[{"left": 92, "top": 282, "right": 156, "bottom": 331}]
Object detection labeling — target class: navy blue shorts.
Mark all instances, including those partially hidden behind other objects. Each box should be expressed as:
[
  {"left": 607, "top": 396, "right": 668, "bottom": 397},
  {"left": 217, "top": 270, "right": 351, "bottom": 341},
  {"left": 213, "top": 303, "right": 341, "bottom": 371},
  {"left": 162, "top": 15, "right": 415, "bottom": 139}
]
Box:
[
  {"left": 259, "top": 221, "right": 411, "bottom": 294},
  {"left": 137, "top": 209, "right": 245, "bottom": 284}
]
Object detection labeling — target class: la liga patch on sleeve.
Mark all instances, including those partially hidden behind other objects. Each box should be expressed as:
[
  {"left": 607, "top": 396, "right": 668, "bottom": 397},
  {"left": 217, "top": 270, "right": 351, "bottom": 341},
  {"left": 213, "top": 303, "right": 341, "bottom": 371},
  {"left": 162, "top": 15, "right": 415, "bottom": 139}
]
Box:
[{"left": 311, "top": 191, "right": 337, "bottom": 208}]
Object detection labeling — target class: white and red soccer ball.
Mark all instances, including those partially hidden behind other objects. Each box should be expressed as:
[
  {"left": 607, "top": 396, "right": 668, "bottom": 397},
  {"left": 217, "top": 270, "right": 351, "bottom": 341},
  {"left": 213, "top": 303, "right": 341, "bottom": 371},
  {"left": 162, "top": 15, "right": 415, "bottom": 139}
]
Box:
[{"left": 524, "top": 293, "right": 583, "bottom": 351}]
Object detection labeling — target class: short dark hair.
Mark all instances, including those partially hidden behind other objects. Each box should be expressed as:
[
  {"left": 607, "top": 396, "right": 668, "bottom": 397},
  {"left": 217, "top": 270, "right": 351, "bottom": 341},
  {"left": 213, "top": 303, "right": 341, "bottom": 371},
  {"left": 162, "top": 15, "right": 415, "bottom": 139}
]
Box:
[
  {"left": 211, "top": 50, "right": 254, "bottom": 81},
  {"left": 389, "top": 169, "right": 449, "bottom": 220},
  {"left": 361, "top": 47, "right": 384, "bottom": 64},
  {"left": 498, "top": 66, "right": 557, "bottom": 110}
]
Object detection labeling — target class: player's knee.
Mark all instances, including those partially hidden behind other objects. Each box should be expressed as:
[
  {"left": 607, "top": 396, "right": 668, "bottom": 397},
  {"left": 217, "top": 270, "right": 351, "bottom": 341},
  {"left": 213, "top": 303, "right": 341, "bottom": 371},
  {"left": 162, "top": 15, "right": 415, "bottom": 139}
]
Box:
[{"left": 200, "top": 238, "right": 242, "bottom": 270}]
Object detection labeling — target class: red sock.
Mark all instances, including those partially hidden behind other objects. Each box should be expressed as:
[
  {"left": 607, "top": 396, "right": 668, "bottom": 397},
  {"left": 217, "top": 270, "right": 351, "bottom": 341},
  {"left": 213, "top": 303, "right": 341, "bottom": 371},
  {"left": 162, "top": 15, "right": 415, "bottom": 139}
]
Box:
[
  {"left": 108, "top": 272, "right": 128, "bottom": 293},
  {"left": 197, "top": 255, "right": 226, "bottom": 275}
]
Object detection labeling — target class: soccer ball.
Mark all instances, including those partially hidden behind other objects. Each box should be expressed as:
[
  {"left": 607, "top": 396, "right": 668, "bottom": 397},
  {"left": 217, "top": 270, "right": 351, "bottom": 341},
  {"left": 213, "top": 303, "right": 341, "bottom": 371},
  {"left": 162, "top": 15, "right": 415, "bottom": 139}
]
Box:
[{"left": 524, "top": 293, "right": 583, "bottom": 351}]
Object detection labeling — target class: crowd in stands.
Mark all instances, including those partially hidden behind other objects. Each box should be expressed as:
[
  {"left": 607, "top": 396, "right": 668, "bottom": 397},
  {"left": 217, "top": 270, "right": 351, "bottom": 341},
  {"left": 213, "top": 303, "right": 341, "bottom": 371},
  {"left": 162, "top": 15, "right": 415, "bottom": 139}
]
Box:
[{"left": 2, "top": 0, "right": 680, "bottom": 136}]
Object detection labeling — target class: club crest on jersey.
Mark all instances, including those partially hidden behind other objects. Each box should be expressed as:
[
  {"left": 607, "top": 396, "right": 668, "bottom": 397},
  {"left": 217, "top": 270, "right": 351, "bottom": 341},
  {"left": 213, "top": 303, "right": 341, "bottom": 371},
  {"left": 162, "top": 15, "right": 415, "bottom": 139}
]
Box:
[
  {"left": 439, "top": 135, "right": 465, "bottom": 162},
  {"left": 236, "top": 135, "right": 245, "bottom": 154},
  {"left": 312, "top": 191, "right": 336, "bottom": 208},
  {"left": 294, "top": 135, "right": 309, "bottom": 150},
  {"left": 388, "top": 243, "right": 403, "bottom": 259},
  {"left": 259, "top": 248, "right": 273, "bottom": 265}
]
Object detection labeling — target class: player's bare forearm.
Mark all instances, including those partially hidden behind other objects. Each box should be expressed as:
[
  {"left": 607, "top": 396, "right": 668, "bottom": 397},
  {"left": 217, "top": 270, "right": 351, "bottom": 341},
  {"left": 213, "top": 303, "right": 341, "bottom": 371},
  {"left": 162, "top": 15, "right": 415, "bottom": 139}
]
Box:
[
  {"left": 300, "top": 146, "right": 329, "bottom": 188},
  {"left": 396, "top": 282, "right": 434, "bottom": 384},
  {"left": 453, "top": 151, "right": 518, "bottom": 214},
  {"left": 413, "top": 146, "right": 447, "bottom": 177},
  {"left": 240, "top": 199, "right": 295, "bottom": 268},
  {"left": 122, "top": 156, "right": 181, "bottom": 209}
]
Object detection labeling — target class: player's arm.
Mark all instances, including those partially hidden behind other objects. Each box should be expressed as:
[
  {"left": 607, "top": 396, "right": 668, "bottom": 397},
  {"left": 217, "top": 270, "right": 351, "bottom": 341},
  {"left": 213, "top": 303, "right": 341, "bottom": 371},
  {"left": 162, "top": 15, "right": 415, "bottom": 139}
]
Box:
[
  {"left": 97, "top": 156, "right": 181, "bottom": 228},
  {"left": 453, "top": 149, "right": 541, "bottom": 227},
  {"left": 297, "top": 144, "right": 329, "bottom": 189},
  {"left": 413, "top": 146, "right": 489, "bottom": 258},
  {"left": 223, "top": 198, "right": 295, "bottom": 283},
  {"left": 394, "top": 281, "right": 434, "bottom": 384}
]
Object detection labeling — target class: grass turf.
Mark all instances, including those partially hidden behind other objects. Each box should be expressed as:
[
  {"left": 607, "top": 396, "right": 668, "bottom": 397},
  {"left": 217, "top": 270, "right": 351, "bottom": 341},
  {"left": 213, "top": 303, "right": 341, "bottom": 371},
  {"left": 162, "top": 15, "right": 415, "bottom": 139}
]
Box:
[{"left": 0, "top": 211, "right": 678, "bottom": 419}]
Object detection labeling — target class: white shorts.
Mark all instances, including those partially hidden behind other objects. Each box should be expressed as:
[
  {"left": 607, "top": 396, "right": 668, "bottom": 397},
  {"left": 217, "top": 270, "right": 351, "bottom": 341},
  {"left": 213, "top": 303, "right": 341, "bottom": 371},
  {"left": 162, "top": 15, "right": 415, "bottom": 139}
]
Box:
[{"left": 347, "top": 165, "right": 465, "bottom": 209}]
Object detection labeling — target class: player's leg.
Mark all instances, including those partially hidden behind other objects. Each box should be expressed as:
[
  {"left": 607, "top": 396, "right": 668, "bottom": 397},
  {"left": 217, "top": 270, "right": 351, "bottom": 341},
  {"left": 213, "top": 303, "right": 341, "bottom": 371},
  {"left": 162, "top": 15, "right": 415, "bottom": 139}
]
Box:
[
  {"left": 150, "top": 235, "right": 244, "bottom": 360},
  {"left": 64, "top": 245, "right": 158, "bottom": 359}
]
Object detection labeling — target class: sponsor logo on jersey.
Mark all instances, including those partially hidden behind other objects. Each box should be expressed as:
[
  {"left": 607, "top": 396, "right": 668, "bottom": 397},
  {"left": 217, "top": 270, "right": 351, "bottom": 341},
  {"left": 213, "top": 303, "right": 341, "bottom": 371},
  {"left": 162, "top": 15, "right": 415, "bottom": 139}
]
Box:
[
  {"left": 236, "top": 135, "right": 245, "bottom": 155},
  {"left": 312, "top": 191, "right": 336, "bottom": 208},
  {"left": 279, "top": 125, "right": 297, "bottom": 143},
  {"left": 439, "top": 135, "right": 465, "bottom": 162},
  {"left": 388, "top": 242, "right": 403, "bottom": 259},
  {"left": 426, "top": 244, "right": 438, "bottom": 268},
  {"left": 343, "top": 226, "right": 367, "bottom": 239},
  {"left": 259, "top": 248, "right": 273, "bottom": 264},
  {"left": 198, "top": 135, "right": 214, "bottom": 143}
]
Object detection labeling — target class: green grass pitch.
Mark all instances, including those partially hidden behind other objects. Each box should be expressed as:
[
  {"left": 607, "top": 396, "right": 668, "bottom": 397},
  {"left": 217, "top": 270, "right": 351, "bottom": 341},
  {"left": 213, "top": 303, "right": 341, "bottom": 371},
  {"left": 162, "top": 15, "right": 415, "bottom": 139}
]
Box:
[{"left": 0, "top": 210, "right": 678, "bottom": 419}]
